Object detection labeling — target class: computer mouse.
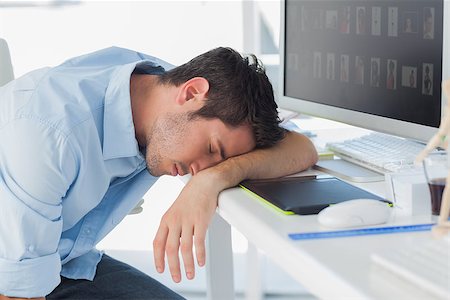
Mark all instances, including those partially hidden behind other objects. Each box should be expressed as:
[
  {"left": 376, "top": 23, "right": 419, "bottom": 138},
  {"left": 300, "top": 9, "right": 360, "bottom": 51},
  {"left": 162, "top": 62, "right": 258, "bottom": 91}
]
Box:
[{"left": 317, "top": 199, "right": 392, "bottom": 229}]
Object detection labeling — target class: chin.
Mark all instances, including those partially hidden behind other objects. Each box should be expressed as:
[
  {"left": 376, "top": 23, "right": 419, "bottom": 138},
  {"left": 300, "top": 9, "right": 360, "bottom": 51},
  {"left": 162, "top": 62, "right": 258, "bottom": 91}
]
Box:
[
  {"left": 145, "top": 162, "right": 163, "bottom": 177},
  {"left": 144, "top": 155, "right": 163, "bottom": 177},
  {"left": 145, "top": 167, "right": 157, "bottom": 177}
]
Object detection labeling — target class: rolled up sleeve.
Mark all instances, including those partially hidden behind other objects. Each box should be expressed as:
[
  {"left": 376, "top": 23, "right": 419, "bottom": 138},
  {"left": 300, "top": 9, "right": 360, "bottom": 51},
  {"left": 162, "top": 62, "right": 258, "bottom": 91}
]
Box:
[
  {"left": 0, "top": 118, "right": 77, "bottom": 298},
  {"left": 0, "top": 253, "right": 61, "bottom": 297}
]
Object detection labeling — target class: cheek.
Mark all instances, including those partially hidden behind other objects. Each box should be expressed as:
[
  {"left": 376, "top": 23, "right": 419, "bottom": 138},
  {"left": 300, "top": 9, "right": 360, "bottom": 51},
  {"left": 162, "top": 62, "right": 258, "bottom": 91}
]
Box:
[
  {"left": 165, "top": 127, "right": 206, "bottom": 161},
  {"left": 178, "top": 136, "right": 205, "bottom": 160}
]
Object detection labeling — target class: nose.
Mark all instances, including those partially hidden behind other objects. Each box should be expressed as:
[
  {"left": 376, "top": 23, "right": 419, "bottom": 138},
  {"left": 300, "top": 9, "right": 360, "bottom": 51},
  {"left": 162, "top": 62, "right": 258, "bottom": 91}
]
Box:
[{"left": 190, "top": 156, "right": 223, "bottom": 175}]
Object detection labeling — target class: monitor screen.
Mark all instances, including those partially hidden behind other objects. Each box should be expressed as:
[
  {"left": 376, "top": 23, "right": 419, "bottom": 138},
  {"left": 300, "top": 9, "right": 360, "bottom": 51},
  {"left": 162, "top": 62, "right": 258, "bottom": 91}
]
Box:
[{"left": 280, "top": 0, "right": 448, "bottom": 141}]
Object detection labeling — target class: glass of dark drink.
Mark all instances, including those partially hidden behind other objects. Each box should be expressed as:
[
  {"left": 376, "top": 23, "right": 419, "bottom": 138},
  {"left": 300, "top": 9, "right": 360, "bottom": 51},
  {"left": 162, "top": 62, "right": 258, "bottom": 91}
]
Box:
[{"left": 423, "top": 152, "right": 448, "bottom": 215}]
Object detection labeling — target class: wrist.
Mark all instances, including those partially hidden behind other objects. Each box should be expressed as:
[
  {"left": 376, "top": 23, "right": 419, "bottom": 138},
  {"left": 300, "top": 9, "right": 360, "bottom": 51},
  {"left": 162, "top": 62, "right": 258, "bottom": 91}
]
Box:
[{"left": 198, "top": 156, "right": 249, "bottom": 192}]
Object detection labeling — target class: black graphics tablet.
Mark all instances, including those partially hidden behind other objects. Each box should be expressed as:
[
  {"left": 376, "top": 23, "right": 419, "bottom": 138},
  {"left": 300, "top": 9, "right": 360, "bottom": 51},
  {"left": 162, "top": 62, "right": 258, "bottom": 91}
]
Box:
[{"left": 239, "top": 175, "right": 388, "bottom": 215}]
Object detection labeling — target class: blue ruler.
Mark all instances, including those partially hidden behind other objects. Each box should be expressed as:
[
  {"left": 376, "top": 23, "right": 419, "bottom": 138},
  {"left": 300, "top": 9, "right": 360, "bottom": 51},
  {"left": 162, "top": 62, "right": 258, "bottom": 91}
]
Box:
[{"left": 288, "top": 223, "right": 435, "bottom": 240}]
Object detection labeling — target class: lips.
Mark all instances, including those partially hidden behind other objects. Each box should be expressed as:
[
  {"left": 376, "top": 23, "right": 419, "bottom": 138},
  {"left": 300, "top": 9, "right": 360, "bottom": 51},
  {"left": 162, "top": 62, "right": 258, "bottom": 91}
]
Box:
[
  {"left": 171, "top": 163, "right": 189, "bottom": 176},
  {"left": 171, "top": 164, "right": 178, "bottom": 176},
  {"left": 176, "top": 164, "right": 185, "bottom": 176}
]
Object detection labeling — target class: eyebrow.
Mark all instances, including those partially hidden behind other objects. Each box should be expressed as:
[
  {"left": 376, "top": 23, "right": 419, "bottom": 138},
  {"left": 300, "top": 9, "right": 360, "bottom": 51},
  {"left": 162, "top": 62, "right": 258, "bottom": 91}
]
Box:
[{"left": 217, "top": 140, "right": 226, "bottom": 160}]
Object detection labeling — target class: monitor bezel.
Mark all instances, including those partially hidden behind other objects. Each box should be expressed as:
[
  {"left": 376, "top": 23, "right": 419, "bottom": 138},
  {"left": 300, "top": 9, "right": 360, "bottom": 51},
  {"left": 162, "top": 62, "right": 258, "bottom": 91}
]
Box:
[{"left": 278, "top": 0, "right": 450, "bottom": 143}]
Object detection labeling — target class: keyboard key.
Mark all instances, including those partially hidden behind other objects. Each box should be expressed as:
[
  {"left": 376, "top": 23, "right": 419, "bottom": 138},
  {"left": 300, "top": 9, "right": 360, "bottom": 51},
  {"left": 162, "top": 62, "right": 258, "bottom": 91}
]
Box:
[{"left": 327, "top": 133, "right": 427, "bottom": 174}]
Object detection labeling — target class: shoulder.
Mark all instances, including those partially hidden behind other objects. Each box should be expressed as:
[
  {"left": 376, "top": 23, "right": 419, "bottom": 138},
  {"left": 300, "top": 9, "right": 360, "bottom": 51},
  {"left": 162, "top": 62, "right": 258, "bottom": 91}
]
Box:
[
  {"left": 60, "top": 46, "right": 173, "bottom": 70},
  {"left": 60, "top": 46, "right": 140, "bottom": 67}
]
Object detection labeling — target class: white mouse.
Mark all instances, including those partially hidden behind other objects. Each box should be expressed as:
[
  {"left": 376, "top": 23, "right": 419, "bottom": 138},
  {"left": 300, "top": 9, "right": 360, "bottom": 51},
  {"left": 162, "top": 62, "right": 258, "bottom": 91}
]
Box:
[{"left": 317, "top": 199, "right": 392, "bottom": 229}]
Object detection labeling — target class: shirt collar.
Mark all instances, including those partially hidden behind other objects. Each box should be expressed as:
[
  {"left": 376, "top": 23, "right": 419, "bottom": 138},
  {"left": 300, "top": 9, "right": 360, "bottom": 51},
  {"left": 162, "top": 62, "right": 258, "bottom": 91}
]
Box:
[{"left": 102, "top": 60, "right": 164, "bottom": 160}]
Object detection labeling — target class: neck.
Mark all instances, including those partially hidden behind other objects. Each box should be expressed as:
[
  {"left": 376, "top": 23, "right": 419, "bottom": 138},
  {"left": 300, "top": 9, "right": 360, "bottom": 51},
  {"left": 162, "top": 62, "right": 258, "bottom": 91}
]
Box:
[
  {"left": 130, "top": 74, "right": 161, "bottom": 147},
  {"left": 130, "top": 74, "right": 181, "bottom": 147}
]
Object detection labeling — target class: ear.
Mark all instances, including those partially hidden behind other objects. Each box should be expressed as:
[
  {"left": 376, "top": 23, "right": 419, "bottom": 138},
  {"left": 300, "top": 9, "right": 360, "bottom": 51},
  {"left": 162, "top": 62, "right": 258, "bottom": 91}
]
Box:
[{"left": 175, "top": 77, "right": 209, "bottom": 106}]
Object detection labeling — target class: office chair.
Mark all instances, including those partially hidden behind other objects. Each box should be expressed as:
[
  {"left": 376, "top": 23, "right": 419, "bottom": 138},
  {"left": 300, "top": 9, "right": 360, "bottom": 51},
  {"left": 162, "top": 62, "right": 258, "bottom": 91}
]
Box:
[{"left": 0, "top": 38, "right": 14, "bottom": 86}]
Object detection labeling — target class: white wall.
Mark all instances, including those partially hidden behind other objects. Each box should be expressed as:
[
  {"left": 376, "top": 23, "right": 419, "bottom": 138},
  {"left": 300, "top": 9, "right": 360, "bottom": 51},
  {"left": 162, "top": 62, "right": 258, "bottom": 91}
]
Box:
[{"left": 0, "top": 0, "right": 244, "bottom": 77}]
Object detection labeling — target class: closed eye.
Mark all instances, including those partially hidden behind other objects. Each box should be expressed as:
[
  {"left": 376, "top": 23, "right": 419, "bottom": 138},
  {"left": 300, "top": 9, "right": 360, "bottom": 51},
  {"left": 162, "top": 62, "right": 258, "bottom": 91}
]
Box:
[{"left": 209, "top": 141, "right": 225, "bottom": 160}]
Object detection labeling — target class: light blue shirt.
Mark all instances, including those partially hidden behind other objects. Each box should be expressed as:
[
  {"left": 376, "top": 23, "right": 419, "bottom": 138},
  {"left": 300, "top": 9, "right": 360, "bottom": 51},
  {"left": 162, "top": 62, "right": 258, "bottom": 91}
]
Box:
[{"left": 0, "top": 47, "right": 174, "bottom": 298}]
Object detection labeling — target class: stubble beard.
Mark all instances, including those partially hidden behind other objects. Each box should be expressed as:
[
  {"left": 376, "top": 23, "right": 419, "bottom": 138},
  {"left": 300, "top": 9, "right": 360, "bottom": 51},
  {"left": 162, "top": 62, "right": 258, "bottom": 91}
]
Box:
[{"left": 144, "top": 112, "right": 189, "bottom": 177}]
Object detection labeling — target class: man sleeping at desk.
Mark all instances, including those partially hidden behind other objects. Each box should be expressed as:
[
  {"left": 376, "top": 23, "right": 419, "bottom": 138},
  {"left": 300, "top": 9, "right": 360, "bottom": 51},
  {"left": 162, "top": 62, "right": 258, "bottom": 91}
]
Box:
[{"left": 0, "top": 46, "right": 317, "bottom": 300}]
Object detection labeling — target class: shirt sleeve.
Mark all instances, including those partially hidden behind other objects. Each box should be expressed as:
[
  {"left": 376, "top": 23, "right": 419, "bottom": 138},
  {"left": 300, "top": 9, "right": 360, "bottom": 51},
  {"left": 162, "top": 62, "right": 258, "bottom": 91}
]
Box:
[{"left": 0, "top": 118, "right": 78, "bottom": 298}]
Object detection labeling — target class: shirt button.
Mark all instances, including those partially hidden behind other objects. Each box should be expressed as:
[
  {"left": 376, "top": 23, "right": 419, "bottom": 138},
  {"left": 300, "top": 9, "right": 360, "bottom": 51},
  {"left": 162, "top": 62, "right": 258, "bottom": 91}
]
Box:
[
  {"left": 84, "top": 228, "right": 91, "bottom": 234},
  {"left": 28, "top": 245, "right": 35, "bottom": 252}
]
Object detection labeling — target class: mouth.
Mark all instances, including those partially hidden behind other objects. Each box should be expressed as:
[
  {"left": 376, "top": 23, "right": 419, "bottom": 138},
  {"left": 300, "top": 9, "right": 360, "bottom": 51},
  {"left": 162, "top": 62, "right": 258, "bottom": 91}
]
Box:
[
  {"left": 170, "top": 163, "right": 190, "bottom": 177},
  {"left": 177, "top": 164, "right": 186, "bottom": 176},
  {"left": 171, "top": 164, "right": 178, "bottom": 176},
  {"left": 172, "top": 164, "right": 187, "bottom": 176}
]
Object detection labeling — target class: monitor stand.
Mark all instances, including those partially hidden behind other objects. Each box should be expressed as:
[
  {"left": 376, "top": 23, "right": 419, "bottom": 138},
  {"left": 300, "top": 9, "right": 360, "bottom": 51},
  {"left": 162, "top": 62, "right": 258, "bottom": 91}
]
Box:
[{"left": 313, "top": 159, "right": 384, "bottom": 183}]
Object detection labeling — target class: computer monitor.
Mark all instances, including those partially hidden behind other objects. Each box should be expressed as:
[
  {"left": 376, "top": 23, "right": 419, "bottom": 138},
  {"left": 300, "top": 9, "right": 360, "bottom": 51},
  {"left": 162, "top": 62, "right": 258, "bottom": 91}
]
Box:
[{"left": 279, "top": 0, "right": 450, "bottom": 143}]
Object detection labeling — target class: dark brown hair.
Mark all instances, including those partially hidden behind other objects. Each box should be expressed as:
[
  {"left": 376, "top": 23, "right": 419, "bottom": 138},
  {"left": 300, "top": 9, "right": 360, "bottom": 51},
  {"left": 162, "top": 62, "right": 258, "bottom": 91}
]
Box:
[{"left": 159, "top": 47, "right": 285, "bottom": 148}]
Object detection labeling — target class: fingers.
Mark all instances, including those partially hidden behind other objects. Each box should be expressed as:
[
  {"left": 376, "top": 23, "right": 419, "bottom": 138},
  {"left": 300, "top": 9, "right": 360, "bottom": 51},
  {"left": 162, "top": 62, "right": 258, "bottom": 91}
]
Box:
[
  {"left": 194, "top": 224, "right": 207, "bottom": 267},
  {"left": 153, "top": 220, "right": 184, "bottom": 283},
  {"left": 153, "top": 223, "right": 169, "bottom": 274},
  {"left": 180, "top": 225, "right": 195, "bottom": 280},
  {"left": 166, "top": 223, "right": 182, "bottom": 283},
  {"left": 153, "top": 219, "right": 208, "bottom": 283}
]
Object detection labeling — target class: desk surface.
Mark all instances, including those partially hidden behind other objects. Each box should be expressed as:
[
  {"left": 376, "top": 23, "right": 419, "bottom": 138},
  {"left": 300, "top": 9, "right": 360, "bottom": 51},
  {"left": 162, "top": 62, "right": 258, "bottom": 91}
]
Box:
[
  {"left": 214, "top": 170, "right": 440, "bottom": 300},
  {"left": 207, "top": 114, "right": 443, "bottom": 300}
]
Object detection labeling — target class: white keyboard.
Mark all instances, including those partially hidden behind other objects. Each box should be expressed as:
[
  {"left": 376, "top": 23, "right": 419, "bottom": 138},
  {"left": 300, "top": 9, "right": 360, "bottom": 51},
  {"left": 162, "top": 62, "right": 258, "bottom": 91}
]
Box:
[
  {"left": 371, "top": 235, "right": 450, "bottom": 299},
  {"left": 326, "top": 132, "right": 426, "bottom": 173}
]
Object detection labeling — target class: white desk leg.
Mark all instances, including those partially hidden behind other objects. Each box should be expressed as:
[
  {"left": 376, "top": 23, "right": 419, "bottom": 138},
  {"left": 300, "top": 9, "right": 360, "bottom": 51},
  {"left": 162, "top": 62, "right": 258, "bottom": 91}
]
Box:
[
  {"left": 206, "top": 213, "right": 235, "bottom": 300},
  {"left": 246, "top": 243, "right": 263, "bottom": 300}
]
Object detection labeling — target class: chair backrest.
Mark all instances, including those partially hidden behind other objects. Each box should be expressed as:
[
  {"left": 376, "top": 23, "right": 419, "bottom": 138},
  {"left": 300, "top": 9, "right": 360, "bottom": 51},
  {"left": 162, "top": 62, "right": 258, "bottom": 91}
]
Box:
[{"left": 0, "top": 38, "right": 14, "bottom": 86}]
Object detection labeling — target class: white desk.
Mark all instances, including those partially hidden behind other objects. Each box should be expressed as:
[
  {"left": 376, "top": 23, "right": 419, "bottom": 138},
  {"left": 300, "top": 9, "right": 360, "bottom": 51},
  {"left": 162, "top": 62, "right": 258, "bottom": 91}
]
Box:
[
  {"left": 205, "top": 173, "right": 440, "bottom": 300},
  {"left": 202, "top": 115, "right": 443, "bottom": 300},
  {"left": 95, "top": 115, "right": 443, "bottom": 298}
]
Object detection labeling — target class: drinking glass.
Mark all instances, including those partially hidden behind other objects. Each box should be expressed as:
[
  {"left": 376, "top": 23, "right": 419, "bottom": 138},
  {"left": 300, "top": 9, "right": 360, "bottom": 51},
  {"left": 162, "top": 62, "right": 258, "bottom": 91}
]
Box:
[{"left": 423, "top": 152, "right": 449, "bottom": 215}]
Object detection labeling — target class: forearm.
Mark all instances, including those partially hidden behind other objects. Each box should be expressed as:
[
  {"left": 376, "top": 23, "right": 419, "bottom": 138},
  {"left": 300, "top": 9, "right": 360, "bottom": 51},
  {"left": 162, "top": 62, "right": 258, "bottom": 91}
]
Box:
[
  {"left": 0, "top": 295, "right": 44, "bottom": 300},
  {"left": 201, "top": 131, "right": 318, "bottom": 193}
]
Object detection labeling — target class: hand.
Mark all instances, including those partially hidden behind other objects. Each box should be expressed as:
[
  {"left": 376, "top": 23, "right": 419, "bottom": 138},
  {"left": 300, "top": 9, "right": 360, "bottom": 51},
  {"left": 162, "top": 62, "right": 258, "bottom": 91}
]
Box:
[{"left": 153, "top": 170, "right": 221, "bottom": 282}]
